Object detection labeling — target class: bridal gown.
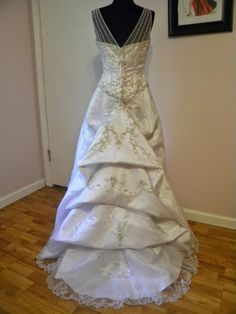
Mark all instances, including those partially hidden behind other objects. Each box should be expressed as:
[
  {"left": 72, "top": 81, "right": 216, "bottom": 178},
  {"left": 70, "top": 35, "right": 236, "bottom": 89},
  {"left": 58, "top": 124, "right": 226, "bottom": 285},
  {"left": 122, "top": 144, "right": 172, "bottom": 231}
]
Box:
[{"left": 36, "top": 7, "right": 199, "bottom": 309}]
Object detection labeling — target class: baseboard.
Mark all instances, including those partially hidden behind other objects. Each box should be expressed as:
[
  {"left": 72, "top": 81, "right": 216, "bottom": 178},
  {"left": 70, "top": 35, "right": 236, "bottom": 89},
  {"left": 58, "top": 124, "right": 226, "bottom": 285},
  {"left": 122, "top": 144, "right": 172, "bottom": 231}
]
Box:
[
  {"left": 184, "top": 207, "right": 236, "bottom": 230},
  {"left": 0, "top": 179, "right": 45, "bottom": 209}
]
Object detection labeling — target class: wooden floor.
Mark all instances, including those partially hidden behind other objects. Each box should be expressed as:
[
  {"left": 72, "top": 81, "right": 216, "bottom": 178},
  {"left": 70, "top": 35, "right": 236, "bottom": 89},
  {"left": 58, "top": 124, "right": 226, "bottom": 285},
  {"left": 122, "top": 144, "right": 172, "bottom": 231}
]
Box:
[{"left": 0, "top": 186, "right": 235, "bottom": 314}]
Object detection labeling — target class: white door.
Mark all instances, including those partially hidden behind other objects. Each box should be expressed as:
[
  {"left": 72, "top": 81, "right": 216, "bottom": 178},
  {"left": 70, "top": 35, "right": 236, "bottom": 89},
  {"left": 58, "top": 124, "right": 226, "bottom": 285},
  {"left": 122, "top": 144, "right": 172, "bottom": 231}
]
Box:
[{"left": 39, "top": 0, "right": 109, "bottom": 186}]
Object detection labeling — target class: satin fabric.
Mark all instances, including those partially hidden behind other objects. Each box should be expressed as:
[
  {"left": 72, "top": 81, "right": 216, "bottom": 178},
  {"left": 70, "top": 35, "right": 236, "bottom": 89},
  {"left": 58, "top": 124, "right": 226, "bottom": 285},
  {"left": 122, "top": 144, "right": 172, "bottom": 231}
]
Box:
[{"left": 36, "top": 38, "right": 199, "bottom": 308}]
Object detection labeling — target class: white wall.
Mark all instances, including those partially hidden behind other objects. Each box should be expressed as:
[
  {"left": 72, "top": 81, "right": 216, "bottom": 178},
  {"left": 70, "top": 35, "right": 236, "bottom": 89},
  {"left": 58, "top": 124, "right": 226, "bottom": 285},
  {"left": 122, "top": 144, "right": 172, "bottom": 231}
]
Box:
[
  {"left": 145, "top": 0, "right": 236, "bottom": 218},
  {"left": 0, "top": 0, "right": 44, "bottom": 205},
  {"left": 0, "top": 0, "right": 235, "bottom": 220}
]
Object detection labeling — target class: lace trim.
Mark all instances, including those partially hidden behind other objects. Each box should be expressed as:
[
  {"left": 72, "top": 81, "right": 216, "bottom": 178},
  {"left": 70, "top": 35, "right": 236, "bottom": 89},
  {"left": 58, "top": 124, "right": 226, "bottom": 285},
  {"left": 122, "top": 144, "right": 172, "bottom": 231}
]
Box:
[{"left": 35, "top": 252, "right": 199, "bottom": 309}]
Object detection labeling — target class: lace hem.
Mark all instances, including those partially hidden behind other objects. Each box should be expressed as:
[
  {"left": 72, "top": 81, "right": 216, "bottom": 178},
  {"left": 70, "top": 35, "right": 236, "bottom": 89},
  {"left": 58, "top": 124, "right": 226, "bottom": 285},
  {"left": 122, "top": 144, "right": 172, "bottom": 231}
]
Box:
[{"left": 35, "top": 252, "right": 199, "bottom": 309}]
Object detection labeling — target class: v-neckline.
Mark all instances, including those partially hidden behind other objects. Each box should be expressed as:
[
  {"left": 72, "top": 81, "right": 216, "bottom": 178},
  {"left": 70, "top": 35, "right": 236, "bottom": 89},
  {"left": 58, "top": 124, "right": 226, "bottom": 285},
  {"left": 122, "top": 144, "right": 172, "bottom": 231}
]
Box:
[{"left": 97, "top": 8, "right": 146, "bottom": 49}]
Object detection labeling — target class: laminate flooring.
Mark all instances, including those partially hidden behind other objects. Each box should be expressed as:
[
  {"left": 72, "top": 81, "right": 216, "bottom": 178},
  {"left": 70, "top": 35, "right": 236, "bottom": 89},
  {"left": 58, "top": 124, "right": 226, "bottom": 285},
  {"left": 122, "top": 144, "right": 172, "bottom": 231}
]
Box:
[{"left": 0, "top": 186, "right": 235, "bottom": 314}]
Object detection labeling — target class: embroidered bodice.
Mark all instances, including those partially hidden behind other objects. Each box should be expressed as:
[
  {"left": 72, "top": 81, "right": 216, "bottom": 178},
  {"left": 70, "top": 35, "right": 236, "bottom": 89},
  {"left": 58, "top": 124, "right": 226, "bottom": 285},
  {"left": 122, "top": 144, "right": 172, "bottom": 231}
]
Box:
[{"left": 91, "top": 8, "right": 153, "bottom": 103}]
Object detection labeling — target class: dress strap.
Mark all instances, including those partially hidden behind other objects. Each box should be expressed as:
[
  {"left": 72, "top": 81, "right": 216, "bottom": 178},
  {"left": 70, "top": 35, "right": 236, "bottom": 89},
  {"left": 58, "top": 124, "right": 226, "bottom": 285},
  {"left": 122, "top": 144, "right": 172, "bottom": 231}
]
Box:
[
  {"left": 125, "top": 8, "right": 153, "bottom": 45},
  {"left": 91, "top": 9, "right": 116, "bottom": 45},
  {"left": 91, "top": 8, "right": 153, "bottom": 46}
]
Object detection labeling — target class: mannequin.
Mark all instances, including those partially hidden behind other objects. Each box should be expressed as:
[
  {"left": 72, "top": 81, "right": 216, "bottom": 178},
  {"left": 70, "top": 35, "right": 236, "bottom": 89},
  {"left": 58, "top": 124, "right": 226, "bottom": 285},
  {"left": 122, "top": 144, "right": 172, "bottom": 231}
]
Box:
[{"left": 98, "top": 0, "right": 155, "bottom": 47}]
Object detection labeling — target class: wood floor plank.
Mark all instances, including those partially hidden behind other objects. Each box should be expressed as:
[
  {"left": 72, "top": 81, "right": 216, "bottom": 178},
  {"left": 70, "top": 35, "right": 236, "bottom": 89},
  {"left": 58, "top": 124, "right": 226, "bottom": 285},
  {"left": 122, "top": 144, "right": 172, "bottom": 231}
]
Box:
[
  {"left": 219, "top": 290, "right": 236, "bottom": 313},
  {"left": 0, "top": 292, "right": 32, "bottom": 314},
  {"left": 15, "top": 289, "right": 69, "bottom": 314},
  {"left": 27, "top": 282, "right": 77, "bottom": 313},
  {"left": 0, "top": 186, "right": 235, "bottom": 314}
]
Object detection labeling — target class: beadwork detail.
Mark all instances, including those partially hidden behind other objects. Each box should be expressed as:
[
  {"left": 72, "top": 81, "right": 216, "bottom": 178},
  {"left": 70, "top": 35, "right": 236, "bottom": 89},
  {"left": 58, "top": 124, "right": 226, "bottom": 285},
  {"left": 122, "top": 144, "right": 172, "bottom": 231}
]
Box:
[
  {"left": 101, "top": 261, "right": 131, "bottom": 279},
  {"left": 96, "top": 40, "right": 150, "bottom": 104}
]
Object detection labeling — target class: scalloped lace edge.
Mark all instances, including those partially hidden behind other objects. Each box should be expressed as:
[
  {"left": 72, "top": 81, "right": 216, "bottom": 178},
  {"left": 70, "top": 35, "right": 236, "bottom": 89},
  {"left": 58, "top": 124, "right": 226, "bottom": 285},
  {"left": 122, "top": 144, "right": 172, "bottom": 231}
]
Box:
[{"left": 35, "top": 252, "right": 199, "bottom": 309}]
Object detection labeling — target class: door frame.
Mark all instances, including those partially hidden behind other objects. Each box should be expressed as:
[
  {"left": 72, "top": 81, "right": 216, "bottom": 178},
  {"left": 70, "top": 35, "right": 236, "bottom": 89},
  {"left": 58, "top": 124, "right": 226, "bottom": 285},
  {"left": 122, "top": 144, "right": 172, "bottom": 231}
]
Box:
[{"left": 31, "top": 0, "right": 53, "bottom": 186}]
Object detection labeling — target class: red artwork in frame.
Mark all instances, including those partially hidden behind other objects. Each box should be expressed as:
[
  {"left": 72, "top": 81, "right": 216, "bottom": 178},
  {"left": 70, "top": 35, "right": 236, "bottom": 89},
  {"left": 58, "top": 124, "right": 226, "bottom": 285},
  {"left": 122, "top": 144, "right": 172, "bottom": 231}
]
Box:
[{"left": 168, "top": 0, "right": 234, "bottom": 37}]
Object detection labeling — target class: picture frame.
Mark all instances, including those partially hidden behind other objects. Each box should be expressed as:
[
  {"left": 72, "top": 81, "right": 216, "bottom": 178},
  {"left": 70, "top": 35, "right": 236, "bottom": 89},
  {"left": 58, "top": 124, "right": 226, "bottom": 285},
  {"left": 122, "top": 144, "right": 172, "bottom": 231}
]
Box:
[{"left": 168, "top": 0, "right": 234, "bottom": 37}]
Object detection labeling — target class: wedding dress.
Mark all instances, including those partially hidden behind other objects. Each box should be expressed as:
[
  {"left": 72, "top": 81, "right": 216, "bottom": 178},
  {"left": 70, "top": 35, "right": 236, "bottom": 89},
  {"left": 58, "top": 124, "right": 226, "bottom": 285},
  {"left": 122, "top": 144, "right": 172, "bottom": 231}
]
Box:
[{"left": 35, "top": 7, "right": 199, "bottom": 309}]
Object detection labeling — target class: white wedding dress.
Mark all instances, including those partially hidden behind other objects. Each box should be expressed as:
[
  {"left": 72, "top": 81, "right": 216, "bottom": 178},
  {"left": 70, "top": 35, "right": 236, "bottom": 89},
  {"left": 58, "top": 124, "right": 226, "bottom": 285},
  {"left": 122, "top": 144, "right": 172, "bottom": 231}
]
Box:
[{"left": 36, "top": 7, "right": 199, "bottom": 309}]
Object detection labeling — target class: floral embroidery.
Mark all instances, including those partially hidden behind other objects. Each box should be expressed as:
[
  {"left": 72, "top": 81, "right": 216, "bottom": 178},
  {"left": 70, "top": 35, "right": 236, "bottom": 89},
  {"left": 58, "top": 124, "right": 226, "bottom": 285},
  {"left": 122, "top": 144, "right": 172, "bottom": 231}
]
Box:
[
  {"left": 112, "top": 210, "right": 129, "bottom": 248},
  {"left": 88, "top": 175, "right": 154, "bottom": 200},
  {"left": 89, "top": 120, "right": 158, "bottom": 163},
  {"left": 105, "top": 176, "right": 154, "bottom": 197}
]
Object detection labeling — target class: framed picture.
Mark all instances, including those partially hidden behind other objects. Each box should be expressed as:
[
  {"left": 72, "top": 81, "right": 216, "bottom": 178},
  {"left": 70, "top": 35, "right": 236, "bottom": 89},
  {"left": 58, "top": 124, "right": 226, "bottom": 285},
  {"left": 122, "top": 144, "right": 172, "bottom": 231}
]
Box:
[{"left": 168, "top": 0, "right": 234, "bottom": 37}]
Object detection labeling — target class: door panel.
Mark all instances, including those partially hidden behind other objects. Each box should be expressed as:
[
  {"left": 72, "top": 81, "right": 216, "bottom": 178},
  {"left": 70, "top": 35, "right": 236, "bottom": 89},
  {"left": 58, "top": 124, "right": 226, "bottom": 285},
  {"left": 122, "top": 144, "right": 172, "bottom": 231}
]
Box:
[{"left": 39, "top": 0, "right": 107, "bottom": 186}]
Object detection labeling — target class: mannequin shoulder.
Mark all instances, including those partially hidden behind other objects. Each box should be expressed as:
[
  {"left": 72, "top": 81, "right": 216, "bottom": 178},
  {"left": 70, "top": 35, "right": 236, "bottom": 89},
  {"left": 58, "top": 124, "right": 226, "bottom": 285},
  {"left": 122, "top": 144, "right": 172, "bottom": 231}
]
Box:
[
  {"left": 139, "top": 6, "right": 155, "bottom": 23},
  {"left": 92, "top": 5, "right": 111, "bottom": 15},
  {"left": 150, "top": 10, "right": 155, "bottom": 19},
  {"left": 144, "top": 7, "right": 155, "bottom": 26}
]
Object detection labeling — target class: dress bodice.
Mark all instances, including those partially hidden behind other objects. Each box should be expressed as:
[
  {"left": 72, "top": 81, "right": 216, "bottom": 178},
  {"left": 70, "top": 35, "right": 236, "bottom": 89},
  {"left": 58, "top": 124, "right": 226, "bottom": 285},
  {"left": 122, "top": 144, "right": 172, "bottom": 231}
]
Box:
[
  {"left": 91, "top": 7, "right": 153, "bottom": 104},
  {"left": 96, "top": 40, "right": 150, "bottom": 103}
]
